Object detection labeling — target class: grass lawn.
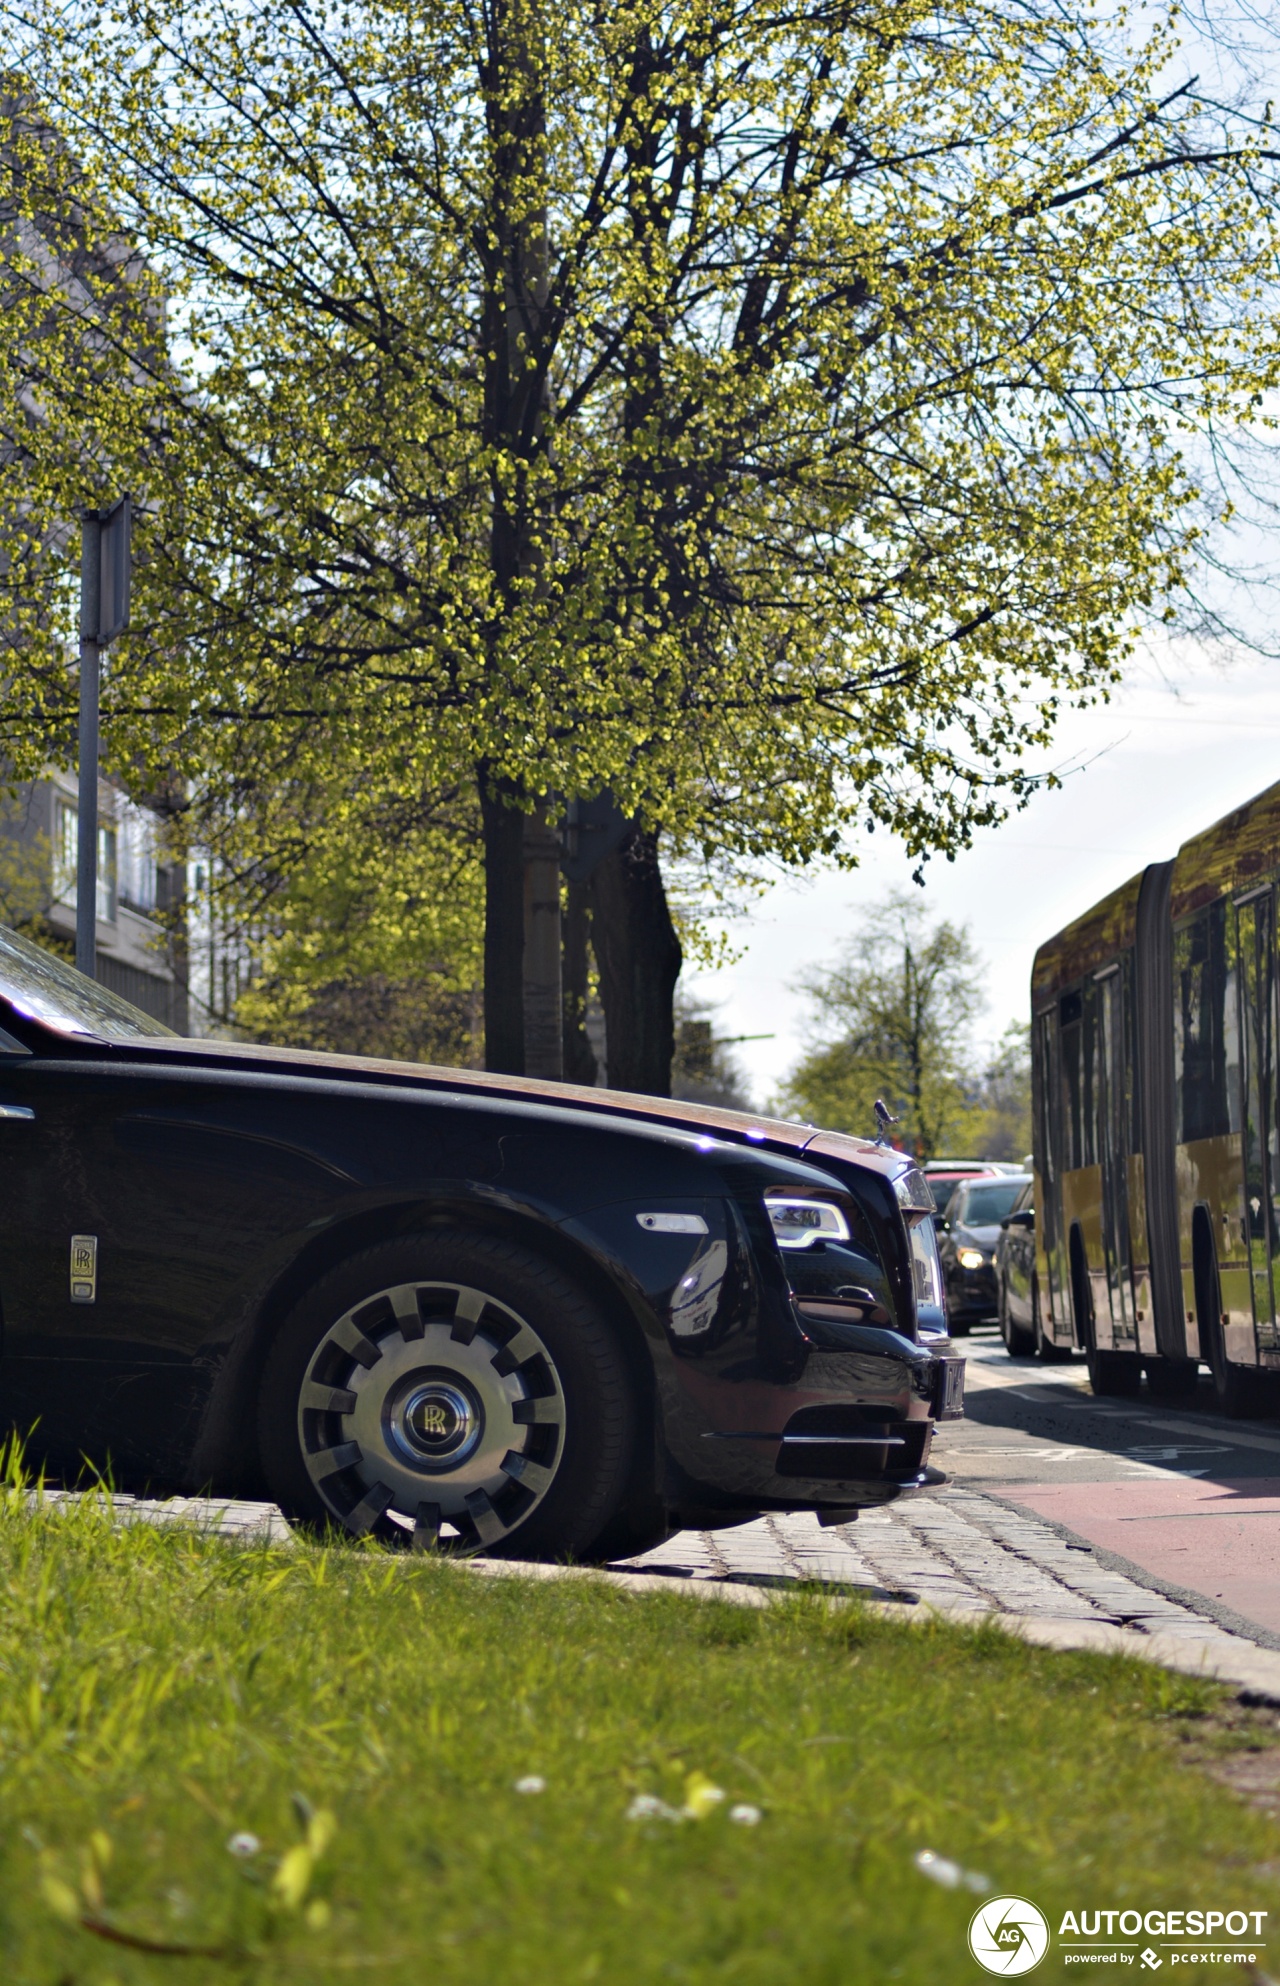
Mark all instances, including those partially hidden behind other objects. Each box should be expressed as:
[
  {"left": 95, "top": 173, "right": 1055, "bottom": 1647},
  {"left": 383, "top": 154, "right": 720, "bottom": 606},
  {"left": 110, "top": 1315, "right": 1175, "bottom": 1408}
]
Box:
[{"left": 0, "top": 1491, "right": 1278, "bottom": 1984}]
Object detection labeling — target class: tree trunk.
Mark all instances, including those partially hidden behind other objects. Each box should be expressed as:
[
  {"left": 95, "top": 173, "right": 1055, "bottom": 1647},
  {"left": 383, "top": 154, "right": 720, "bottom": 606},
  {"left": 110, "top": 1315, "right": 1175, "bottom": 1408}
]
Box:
[
  {"left": 562, "top": 876, "right": 597, "bottom": 1084},
  {"left": 478, "top": 0, "right": 553, "bottom": 1077},
  {"left": 589, "top": 826, "right": 681, "bottom": 1095},
  {"left": 479, "top": 767, "right": 525, "bottom": 1074},
  {"left": 522, "top": 802, "right": 562, "bottom": 1078}
]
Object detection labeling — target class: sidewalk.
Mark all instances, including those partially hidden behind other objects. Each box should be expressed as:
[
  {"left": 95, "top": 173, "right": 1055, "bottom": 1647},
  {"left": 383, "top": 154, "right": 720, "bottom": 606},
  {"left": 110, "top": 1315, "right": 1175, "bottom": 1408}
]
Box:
[{"left": 625, "top": 1485, "right": 1233, "bottom": 1634}]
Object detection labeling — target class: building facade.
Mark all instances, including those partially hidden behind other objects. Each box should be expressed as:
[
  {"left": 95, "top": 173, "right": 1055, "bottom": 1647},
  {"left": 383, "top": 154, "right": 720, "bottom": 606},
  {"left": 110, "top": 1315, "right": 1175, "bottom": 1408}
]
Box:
[{"left": 1, "top": 772, "right": 189, "bottom": 1030}]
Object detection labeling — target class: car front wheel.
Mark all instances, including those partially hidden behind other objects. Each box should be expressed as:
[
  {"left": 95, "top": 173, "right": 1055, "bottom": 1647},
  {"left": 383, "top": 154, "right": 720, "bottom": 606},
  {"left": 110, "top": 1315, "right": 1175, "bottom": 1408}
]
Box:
[
  {"left": 259, "top": 1231, "right": 641, "bottom": 1559},
  {"left": 998, "top": 1276, "right": 1037, "bottom": 1358}
]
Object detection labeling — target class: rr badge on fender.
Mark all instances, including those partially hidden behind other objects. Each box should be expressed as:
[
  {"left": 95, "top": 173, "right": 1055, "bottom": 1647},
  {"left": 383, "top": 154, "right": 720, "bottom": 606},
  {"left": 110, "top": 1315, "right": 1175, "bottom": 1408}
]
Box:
[{"left": 70, "top": 1234, "right": 97, "bottom": 1304}]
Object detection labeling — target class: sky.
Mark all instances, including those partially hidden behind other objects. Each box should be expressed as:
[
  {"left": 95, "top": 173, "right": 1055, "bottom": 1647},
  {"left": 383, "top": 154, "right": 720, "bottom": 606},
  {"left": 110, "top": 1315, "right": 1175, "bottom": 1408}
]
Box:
[{"left": 688, "top": 647, "right": 1280, "bottom": 1112}]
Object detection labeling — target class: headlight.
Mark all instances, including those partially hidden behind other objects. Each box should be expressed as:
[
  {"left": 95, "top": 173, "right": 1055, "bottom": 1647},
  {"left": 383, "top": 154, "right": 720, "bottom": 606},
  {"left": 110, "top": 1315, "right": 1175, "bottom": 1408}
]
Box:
[
  {"left": 765, "top": 1195, "right": 852, "bottom": 1250},
  {"left": 894, "top": 1167, "right": 936, "bottom": 1213},
  {"left": 956, "top": 1247, "right": 986, "bottom": 1270}
]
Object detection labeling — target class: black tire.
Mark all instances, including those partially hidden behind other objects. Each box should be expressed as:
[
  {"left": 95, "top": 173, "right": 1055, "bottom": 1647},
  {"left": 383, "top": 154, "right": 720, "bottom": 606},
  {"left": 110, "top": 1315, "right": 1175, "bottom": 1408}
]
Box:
[
  {"left": 258, "top": 1230, "right": 642, "bottom": 1560},
  {"left": 1145, "top": 1358, "right": 1200, "bottom": 1402},
  {"left": 588, "top": 1502, "right": 671, "bottom": 1565},
  {"left": 1087, "top": 1349, "right": 1143, "bottom": 1397},
  {"left": 998, "top": 1275, "right": 1036, "bottom": 1358}
]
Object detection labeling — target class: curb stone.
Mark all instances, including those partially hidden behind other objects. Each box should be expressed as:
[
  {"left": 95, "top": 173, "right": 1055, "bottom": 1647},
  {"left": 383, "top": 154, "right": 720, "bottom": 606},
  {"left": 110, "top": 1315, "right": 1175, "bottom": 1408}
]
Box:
[
  {"left": 28, "top": 1483, "right": 1280, "bottom": 1705},
  {"left": 461, "top": 1554, "right": 1280, "bottom": 1703}
]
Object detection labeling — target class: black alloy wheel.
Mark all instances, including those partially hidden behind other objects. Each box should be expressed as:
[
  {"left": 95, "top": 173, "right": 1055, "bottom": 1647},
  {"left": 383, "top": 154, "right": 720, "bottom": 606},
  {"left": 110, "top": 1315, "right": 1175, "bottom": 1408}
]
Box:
[
  {"left": 259, "top": 1231, "right": 642, "bottom": 1559},
  {"left": 998, "top": 1274, "right": 1037, "bottom": 1358}
]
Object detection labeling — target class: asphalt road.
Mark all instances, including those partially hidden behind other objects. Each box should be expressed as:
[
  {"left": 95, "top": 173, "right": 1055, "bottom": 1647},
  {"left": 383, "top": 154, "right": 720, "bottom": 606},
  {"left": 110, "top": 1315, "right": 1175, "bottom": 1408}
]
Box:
[{"left": 935, "top": 1326, "right": 1280, "bottom": 1639}]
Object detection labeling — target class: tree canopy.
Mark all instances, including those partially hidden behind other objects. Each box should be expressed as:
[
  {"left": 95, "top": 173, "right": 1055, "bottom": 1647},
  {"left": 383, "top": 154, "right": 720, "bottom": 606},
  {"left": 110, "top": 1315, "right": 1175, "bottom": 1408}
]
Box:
[{"left": 2, "top": 0, "right": 1278, "bottom": 1070}]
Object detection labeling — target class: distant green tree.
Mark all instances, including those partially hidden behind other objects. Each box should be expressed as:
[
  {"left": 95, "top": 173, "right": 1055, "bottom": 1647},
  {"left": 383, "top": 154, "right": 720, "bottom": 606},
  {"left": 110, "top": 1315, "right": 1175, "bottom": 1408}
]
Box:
[
  {"left": 971, "top": 1021, "right": 1032, "bottom": 1163},
  {"left": 777, "top": 895, "right": 984, "bottom": 1156}
]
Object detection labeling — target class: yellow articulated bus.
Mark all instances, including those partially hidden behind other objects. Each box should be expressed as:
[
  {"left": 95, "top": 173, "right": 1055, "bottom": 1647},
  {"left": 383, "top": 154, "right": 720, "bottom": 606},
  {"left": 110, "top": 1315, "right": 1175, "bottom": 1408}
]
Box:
[{"left": 1033, "top": 775, "right": 1280, "bottom": 1414}]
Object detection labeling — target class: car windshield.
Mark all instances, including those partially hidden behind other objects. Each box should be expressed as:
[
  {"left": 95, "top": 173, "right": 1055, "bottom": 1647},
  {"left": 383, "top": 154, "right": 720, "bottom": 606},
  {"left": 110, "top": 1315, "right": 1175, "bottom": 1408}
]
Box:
[
  {"left": 929, "top": 1175, "right": 983, "bottom": 1213},
  {"left": 958, "top": 1180, "right": 1029, "bottom": 1225},
  {"left": 0, "top": 923, "right": 176, "bottom": 1040}
]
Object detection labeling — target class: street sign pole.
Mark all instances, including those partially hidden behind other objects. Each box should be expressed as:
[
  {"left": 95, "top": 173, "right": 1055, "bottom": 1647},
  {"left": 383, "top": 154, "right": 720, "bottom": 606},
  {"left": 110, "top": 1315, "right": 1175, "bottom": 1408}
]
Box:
[
  {"left": 75, "top": 496, "right": 131, "bottom": 982},
  {"left": 76, "top": 511, "right": 101, "bottom": 979}
]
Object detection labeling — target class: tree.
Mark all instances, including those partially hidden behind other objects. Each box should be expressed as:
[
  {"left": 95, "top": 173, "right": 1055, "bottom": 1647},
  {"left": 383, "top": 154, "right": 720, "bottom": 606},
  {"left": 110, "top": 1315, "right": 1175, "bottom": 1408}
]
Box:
[
  {"left": 2, "top": 2, "right": 1279, "bottom": 1086},
  {"left": 970, "top": 1021, "right": 1032, "bottom": 1163},
  {"left": 778, "top": 894, "right": 984, "bottom": 1156},
  {"left": 222, "top": 786, "right": 486, "bottom": 1062}
]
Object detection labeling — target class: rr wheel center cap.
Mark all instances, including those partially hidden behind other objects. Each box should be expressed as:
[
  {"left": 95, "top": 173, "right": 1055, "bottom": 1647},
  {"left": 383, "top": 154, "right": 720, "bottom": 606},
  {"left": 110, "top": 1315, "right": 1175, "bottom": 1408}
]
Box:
[{"left": 387, "top": 1375, "right": 483, "bottom": 1469}]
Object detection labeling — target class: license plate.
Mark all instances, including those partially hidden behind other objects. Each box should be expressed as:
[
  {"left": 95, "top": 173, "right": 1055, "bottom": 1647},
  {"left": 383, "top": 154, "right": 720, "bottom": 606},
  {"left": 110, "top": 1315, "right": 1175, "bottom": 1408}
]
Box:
[{"left": 935, "top": 1356, "right": 965, "bottom": 1419}]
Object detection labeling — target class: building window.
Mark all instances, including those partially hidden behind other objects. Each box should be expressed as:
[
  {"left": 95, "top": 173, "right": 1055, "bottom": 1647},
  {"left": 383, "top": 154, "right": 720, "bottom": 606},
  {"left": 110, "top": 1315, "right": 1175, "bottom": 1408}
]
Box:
[
  {"left": 97, "top": 824, "right": 117, "bottom": 923},
  {"left": 54, "top": 798, "right": 76, "bottom": 905},
  {"left": 118, "top": 803, "right": 157, "bottom": 914},
  {"left": 53, "top": 799, "right": 118, "bottom": 924}
]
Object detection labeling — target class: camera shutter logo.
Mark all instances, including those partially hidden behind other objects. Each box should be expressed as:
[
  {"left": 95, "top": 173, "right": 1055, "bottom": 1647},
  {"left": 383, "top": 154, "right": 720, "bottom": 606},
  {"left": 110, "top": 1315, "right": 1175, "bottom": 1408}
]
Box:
[{"left": 968, "top": 1897, "right": 1050, "bottom": 1975}]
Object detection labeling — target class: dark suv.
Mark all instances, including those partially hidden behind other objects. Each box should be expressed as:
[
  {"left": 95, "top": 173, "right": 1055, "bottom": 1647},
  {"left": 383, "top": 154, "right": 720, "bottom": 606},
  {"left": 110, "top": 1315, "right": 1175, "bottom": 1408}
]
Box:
[{"left": 938, "top": 1174, "right": 1032, "bottom": 1333}]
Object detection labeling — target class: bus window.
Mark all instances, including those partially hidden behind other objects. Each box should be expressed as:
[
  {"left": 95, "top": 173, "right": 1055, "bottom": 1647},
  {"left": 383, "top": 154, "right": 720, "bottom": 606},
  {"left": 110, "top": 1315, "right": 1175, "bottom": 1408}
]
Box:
[
  {"left": 1096, "top": 965, "right": 1137, "bottom": 1342},
  {"left": 1174, "top": 901, "right": 1237, "bottom": 1144},
  {"left": 1033, "top": 1006, "right": 1065, "bottom": 1331},
  {"left": 1236, "top": 890, "right": 1279, "bottom": 1350},
  {"left": 1060, "top": 986, "right": 1095, "bottom": 1170}
]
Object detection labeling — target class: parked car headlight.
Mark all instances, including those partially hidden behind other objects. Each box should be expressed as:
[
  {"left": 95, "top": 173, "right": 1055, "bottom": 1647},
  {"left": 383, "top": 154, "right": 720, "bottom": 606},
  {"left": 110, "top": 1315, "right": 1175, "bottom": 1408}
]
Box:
[
  {"left": 765, "top": 1195, "right": 851, "bottom": 1250},
  {"left": 956, "top": 1247, "right": 986, "bottom": 1270}
]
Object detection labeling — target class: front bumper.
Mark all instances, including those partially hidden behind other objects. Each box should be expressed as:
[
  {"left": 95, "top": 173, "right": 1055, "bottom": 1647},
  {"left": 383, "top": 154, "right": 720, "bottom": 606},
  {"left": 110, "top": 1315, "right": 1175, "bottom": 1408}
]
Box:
[
  {"left": 945, "top": 1262, "right": 997, "bottom": 1319},
  {"left": 565, "top": 1186, "right": 965, "bottom": 1523},
  {"left": 661, "top": 1332, "right": 965, "bottom": 1517}
]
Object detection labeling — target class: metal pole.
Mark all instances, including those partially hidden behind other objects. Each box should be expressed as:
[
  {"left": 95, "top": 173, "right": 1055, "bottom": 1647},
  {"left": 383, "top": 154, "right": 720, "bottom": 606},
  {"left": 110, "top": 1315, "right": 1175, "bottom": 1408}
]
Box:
[{"left": 76, "top": 509, "right": 101, "bottom": 981}]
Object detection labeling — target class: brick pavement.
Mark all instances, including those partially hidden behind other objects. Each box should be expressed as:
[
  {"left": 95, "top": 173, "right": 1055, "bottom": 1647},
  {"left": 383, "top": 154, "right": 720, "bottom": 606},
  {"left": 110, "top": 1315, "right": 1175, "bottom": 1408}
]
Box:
[{"left": 619, "top": 1484, "right": 1260, "bottom": 1644}]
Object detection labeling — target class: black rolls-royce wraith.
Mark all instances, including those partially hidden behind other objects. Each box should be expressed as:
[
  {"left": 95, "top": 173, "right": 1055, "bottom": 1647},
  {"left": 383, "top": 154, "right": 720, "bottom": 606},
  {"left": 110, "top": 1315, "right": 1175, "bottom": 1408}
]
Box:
[{"left": 0, "top": 926, "right": 963, "bottom": 1559}]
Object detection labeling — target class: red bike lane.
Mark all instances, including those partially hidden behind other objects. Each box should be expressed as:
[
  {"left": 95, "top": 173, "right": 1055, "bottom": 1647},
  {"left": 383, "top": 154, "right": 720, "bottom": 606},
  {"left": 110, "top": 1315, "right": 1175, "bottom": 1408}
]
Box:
[{"left": 1002, "top": 1476, "right": 1280, "bottom": 1639}]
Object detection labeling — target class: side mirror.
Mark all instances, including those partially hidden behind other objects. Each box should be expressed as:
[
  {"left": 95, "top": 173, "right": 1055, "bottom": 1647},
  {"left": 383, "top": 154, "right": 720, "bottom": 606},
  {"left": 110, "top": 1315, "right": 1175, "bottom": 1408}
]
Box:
[{"left": 1005, "top": 1208, "right": 1034, "bottom": 1230}]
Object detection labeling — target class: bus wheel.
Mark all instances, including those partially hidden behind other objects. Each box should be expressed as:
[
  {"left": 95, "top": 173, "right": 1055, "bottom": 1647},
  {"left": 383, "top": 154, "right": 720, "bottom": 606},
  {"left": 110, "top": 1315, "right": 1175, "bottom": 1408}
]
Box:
[
  {"left": 1145, "top": 1359, "right": 1199, "bottom": 1402},
  {"left": 1087, "top": 1349, "right": 1143, "bottom": 1397},
  {"left": 1201, "top": 1320, "right": 1265, "bottom": 1417},
  {"left": 1203, "top": 1329, "right": 1261, "bottom": 1417}
]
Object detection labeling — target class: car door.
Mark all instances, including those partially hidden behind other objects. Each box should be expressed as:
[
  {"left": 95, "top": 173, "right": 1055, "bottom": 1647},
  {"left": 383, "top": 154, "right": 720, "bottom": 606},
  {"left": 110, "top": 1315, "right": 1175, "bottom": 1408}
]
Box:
[
  {"left": 1005, "top": 1182, "right": 1034, "bottom": 1326},
  {"left": 0, "top": 1044, "right": 359, "bottom": 1476}
]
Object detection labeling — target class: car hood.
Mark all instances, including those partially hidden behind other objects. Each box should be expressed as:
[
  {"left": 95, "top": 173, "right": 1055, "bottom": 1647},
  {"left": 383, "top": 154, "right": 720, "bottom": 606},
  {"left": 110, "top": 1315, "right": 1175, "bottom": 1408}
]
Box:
[
  {"left": 957, "top": 1223, "right": 1002, "bottom": 1247},
  {"left": 93, "top": 1032, "right": 912, "bottom": 1186}
]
